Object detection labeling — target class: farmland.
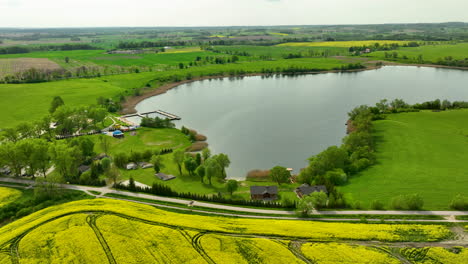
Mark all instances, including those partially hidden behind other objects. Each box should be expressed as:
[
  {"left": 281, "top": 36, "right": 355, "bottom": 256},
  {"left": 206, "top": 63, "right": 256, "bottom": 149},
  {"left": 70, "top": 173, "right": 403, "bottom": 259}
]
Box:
[
  {"left": 364, "top": 42, "right": 468, "bottom": 63},
  {"left": 0, "top": 198, "right": 463, "bottom": 263},
  {"left": 0, "top": 187, "right": 21, "bottom": 208},
  {"left": 0, "top": 57, "right": 346, "bottom": 127},
  {"left": 277, "top": 40, "right": 412, "bottom": 47},
  {"left": 340, "top": 110, "right": 468, "bottom": 210}
]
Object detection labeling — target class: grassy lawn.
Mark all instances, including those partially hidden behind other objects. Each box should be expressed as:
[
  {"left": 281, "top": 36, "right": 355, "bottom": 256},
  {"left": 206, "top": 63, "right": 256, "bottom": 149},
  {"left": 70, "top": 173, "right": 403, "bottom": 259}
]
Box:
[
  {"left": 91, "top": 127, "right": 299, "bottom": 201},
  {"left": 340, "top": 109, "right": 468, "bottom": 210},
  {"left": 364, "top": 42, "right": 468, "bottom": 63}
]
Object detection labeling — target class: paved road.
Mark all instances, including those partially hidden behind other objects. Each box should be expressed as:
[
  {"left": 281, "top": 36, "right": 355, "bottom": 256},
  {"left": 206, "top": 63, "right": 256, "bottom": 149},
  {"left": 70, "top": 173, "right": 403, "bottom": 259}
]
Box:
[{"left": 1, "top": 177, "right": 468, "bottom": 222}]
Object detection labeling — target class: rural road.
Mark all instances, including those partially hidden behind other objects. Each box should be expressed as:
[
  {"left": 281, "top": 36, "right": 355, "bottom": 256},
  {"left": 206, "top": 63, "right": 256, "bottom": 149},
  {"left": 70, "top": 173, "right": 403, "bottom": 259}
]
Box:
[{"left": 1, "top": 177, "right": 468, "bottom": 223}]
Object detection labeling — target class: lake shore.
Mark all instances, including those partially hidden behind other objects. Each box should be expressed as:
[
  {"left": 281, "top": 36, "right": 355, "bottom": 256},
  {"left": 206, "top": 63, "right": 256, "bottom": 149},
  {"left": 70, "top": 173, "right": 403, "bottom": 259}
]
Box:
[
  {"left": 121, "top": 62, "right": 468, "bottom": 115},
  {"left": 120, "top": 66, "right": 382, "bottom": 115}
]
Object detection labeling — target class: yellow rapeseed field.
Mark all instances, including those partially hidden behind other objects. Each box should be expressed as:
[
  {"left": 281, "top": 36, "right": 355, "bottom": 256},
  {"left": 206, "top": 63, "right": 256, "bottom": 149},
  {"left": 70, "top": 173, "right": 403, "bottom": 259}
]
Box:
[
  {"left": 18, "top": 214, "right": 108, "bottom": 263},
  {"left": 277, "top": 40, "right": 410, "bottom": 48},
  {"left": 301, "top": 243, "right": 400, "bottom": 264},
  {"left": 200, "top": 234, "right": 302, "bottom": 264},
  {"left": 0, "top": 199, "right": 451, "bottom": 245},
  {"left": 0, "top": 199, "right": 456, "bottom": 263},
  {"left": 0, "top": 187, "right": 21, "bottom": 208},
  {"left": 402, "top": 247, "right": 468, "bottom": 263},
  {"left": 96, "top": 215, "right": 205, "bottom": 263}
]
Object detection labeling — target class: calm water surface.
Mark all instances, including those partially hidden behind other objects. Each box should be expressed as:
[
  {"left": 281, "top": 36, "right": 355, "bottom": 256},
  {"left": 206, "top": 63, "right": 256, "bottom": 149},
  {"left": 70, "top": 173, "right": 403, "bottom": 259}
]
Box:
[{"left": 135, "top": 66, "right": 468, "bottom": 179}]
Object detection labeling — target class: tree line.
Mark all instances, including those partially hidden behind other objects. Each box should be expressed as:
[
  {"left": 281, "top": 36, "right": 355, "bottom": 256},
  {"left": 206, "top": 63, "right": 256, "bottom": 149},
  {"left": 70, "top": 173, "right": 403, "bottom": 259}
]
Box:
[{"left": 0, "top": 44, "right": 98, "bottom": 55}]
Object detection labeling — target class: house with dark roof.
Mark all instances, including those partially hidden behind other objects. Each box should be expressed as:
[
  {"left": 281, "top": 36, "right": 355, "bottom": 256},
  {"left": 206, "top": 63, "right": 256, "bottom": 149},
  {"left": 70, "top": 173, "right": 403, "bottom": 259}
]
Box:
[
  {"left": 295, "top": 184, "right": 327, "bottom": 198},
  {"left": 78, "top": 165, "right": 90, "bottom": 174},
  {"left": 250, "top": 186, "right": 278, "bottom": 200}
]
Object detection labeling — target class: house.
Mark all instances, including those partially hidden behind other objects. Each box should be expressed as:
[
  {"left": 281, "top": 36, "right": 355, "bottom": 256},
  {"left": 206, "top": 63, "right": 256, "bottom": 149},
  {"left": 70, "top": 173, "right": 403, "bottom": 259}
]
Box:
[
  {"left": 250, "top": 186, "right": 278, "bottom": 200},
  {"left": 112, "top": 130, "right": 124, "bottom": 138},
  {"left": 156, "top": 173, "right": 176, "bottom": 181},
  {"left": 295, "top": 184, "right": 327, "bottom": 198},
  {"left": 94, "top": 153, "right": 109, "bottom": 161},
  {"left": 126, "top": 163, "right": 138, "bottom": 170},
  {"left": 138, "top": 162, "right": 153, "bottom": 169},
  {"left": 78, "top": 165, "right": 90, "bottom": 174}
]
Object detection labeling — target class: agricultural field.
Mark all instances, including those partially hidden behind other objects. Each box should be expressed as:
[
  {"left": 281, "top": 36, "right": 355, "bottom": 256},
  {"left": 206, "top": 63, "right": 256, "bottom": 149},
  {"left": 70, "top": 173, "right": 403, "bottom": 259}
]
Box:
[
  {"left": 0, "top": 57, "right": 346, "bottom": 127},
  {"left": 0, "top": 187, "right": 21, "bottom": 208},
  {"left": 0, "top": 58, "right": 62, "bottom": 78},
  {"left": 0, "top": 198, "right": 460, "bottom": 263},
  {"left": 340, "top": 110, "right": 468, "bottom": 210},
  {"left": 0, "top": 48, "right": 224, "bottom": 69},
  {"left": 277, "top": 40, "right": 411, "bottom": 48},
  {"left": 212, "top": 45, "right": 349, "bottom": 58},
  {"left": 364, "top": 42, "right": 468, "bottom": 63}
]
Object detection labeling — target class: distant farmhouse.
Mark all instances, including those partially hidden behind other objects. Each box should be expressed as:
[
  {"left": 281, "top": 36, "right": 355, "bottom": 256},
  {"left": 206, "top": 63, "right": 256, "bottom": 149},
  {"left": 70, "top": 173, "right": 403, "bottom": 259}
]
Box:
[
  {"left": 295, "top": 184, "right": 327, "bottom": 198},
  {"left": 250, "top": 186, "right": 278, "bottom": 200}
]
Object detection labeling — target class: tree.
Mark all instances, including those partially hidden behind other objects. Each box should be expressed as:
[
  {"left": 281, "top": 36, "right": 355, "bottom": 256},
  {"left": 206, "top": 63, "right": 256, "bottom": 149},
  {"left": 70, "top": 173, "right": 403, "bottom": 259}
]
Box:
[
  {"left": 226, "top": 180, "right": 238, "bottom": 195},
  {"left": 101, "top": 157, "right": 111, "bottom": 172},
  {"left": 213, "top": 153, "right": 230, "bottom": 179},
  {"left": 151, "top": 155, "right": 164, "bottom": 174},
  {"left": 0, "top": 141, "right": 27, "bottom": 177},
  {"left": 375, "top": 99, "right": 389, "bottom": 113},
  {"left": 195, "top": 165, "right": 205, "bottom": 183},
  {"left": 195, "top": 153, "right": 202, "bottom": 166},
  {"left": 49, "top": 96, "right": 65, "bottom": 114},
  {"left": 113, "top": 153, "right": 128, "bottom": 169},
  {"left": 106, "top": 165, "right": 121, "bottom": 186},
  {"left": 204, "top": 158, "right": 221, "bottom": 185},
  {"left": 184, "top": 156, "right": 198, "bottom": 176},
  {"left": 297, "top": 192, "right": 327, "bottom": 216},
  {"left": 269, "top": 166, "right": 291, "bottom": 185},
  {"left": 128, "top": 177, "right": 136, "bottom": 191},
  {"left": 99, "top": 135, "right": 111, "bottom": 155},
  {"left": 33, "top": 139, "right": 52, "bottom": 177},
  {"left": 173, "top": 150, "right": 185, "bottom": 175},
  {"left": 49, "top": 142, "right": 82, "bottom": 181},
  {"left": 71, "top": 137, "right": 95, "bottom": 157},
  {"left": 202, "top": 148, "right": 211, "bottom": 161}
]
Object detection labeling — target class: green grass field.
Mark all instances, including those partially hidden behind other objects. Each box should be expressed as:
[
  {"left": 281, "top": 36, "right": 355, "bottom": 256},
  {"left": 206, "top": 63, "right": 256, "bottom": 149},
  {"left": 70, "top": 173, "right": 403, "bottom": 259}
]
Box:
[
  {"left": 340, "top": 110, "right": 468, "bottom": 210},
  {"left": 364, "top": 43, "right": 468, "bottom": 63},
  {"left": 212, "top": 45, "right": 348, "bottom": 58},
  {"left": 0, "top": 57, "right": 345, "bottom": 128},
  {"left": 278, "top": 40, "right": 411, "bottom": 47}
]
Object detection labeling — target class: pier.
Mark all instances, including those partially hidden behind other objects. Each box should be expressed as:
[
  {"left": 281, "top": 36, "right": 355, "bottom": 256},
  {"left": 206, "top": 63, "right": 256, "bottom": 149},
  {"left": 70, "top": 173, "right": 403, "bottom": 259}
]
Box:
[{"left": 122, "top": 110, "right": 181, "bottom": 120}]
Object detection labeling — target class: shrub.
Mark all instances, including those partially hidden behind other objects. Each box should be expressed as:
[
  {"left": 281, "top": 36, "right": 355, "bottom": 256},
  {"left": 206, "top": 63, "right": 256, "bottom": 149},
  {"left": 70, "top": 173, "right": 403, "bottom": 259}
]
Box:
[
  {"left": 450, "top": 194, "right": 468, "bottom": 210},
  {"left": 370, "top": 200, "right": 384, "bottom": 210},
  {"left": 406, "top": 194, "right": 424, "bottom": 210}
]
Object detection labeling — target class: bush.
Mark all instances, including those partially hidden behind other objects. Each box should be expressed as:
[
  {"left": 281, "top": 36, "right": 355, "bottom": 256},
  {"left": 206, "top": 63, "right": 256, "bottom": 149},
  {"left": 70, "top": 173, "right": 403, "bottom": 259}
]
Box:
[
  {"left": 391, "top": 195, "right": 406, "bottom": 210},
  {"left": 406, "top": 194, "right": 424, "bottom": 210},
  {"left": 450, "top": 194, "right": 468, "bottom": 210},
  {"left": 370, "top": 200, "right": 384, "bottom": 210}
]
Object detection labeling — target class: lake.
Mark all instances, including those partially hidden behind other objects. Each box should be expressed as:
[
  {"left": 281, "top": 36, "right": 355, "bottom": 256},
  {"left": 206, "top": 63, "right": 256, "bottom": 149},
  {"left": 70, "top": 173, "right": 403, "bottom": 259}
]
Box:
[{"left": 134, "top": 66, "right": 468, "bottom": 179}]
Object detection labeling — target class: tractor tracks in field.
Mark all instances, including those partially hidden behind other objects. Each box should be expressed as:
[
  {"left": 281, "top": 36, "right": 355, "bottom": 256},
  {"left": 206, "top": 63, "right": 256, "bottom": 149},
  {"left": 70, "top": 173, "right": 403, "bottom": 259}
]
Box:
[
  {"left": 1, "top": 210, "right": 466, "bottom": 264},
  {"left": 86, "top": 214, "right": 117, "bottom": 264}
]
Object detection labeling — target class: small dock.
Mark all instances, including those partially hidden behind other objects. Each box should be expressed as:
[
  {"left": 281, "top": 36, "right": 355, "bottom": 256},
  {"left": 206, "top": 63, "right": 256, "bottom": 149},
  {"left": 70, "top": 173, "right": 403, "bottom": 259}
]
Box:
[{"left": 122, "top": 110, "right": 181, "bottom": 120}]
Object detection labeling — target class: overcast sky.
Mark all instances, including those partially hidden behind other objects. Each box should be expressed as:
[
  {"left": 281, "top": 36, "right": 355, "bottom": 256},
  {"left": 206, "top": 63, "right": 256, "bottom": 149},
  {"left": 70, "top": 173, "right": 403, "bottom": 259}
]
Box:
[{"left": 0, "top": 0, "right": 467, "bottom": 28}]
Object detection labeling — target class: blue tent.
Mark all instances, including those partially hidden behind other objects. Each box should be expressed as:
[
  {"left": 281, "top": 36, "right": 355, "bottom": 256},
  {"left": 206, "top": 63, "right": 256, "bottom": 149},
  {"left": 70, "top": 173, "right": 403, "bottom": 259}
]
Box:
[{"left": 113, "top": 130, "right": 123, "bottom": 136}]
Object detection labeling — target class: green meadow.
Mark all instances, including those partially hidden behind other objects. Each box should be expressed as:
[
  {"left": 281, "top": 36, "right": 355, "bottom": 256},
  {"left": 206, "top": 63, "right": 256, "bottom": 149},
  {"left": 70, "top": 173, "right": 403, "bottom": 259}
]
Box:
[
  {"left": 0, "top": 57, "right": 345, "bottom": 127},
  {"left": 364, "top": 42, "right": 468, "bottom": 63},
  {"left": 340, "top": 110, "right": 468, "bottom": 210}
]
